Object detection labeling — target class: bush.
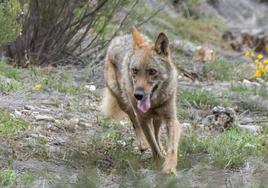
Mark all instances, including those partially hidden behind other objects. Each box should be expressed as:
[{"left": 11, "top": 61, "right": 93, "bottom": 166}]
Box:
[
  {"left": 0, "top": 0, "right": 21, "bottom": 45},
  {"left": 2, "top": 0, "right": 138, "bottom": 66}
]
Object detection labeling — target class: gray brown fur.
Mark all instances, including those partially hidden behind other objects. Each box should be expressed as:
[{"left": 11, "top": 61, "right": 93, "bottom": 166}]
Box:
[{"left": 102, "top": 27, "right": 182, "bottom": 173}]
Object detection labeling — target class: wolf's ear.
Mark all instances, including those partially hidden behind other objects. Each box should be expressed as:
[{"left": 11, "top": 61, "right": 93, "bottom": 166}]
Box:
[
  {"left": 132, "top": 26, "right": 144, "bottom": 48},
  {"left": 155, "top": 32, "right": 169, "bottom": 56}
]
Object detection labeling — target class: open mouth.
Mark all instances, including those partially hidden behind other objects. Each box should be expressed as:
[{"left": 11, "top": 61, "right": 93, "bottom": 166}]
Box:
[
  {"left": 150, "top": 84, "right": 158, "bottom": 98},
  {"left": 137, "top": 85, "right": 158, "bottom": 113}
]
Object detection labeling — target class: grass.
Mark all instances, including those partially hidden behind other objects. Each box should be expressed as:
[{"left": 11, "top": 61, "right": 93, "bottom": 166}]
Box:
[
  {"left": 155, "top": 12, "right": 224, "bottom": 46},
  {"left": 230, "top": 84, "right": 268, "bottom": 99},
  {"left": 0, "top": 61, "right": 21, "bottom": 80},
  {"left": 41, "top": 78, "right": 80, "bottom": 94},
  {"left": 178, "top": 89, "right": 229, "bottom": 108},
  {"left": 0, "top": 169, "right": 16, "bottom": 187},
  {"left": 20, "top": 171, "right": 36, "bottom": 185},
  {"left": 0, "top": 110, "right": 29, "bottom": 136},
  {"left": 203, "top": 58, "right": 242, "bottom": 81},
  {"left": 180, "top": 128, "right": 267, "bottom": 169},
  {"left": 0, "top": 81, "right": 21, "bottom": 92},
  {"left": 0, "top": 61, "right": 21, "bottom": 92},
  {"left": 66, "top": 118, "right": 144, "bottom": 174},
  {"left": 230, "top": 84, "right": 250, "bottom": 94},
  {"left": 29, "top": 67, "right": 82, "bottom": 95}
]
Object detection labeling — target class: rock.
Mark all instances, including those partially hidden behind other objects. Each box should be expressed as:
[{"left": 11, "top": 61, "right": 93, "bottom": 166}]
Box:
[
  {"left": 69, "top": 174, "right": 78, "bottom": 184},
  {"left": 206, "top": 106, "right": 236, "bottom": 131},
  {"left": 70, "top": 118, "right": 79, "bottom": 125},
  {"left": 194, "top": 46, "right": 214, "bottom": 62},
  {"left": 85, "top": 84, "right": 96, "bottom": 91},
  {"left": 14, "top": 110, "right": 22, "bottom": 118},
  {"left": 24, "top": 105, "right": 35, "bottom": 110},
  {"left": 173, "top": 39, "right": 197, "bottom": 55},
  {"left": 21, "top": 110, "right": 32, "bottom": 116},
  {"left": 242, "top": 79, "right": 260, "bottom": 89},
  {"left": 238, "top": 124, "right": 262, "bottom": 134},
  {"left": 64, "top": 118, "right": 79, "bottom": 126},
  {"left": 78, "top": 120, "right": 92, "bottom": 128},
  {"left": 35, "top": 114, "right": 55, "bottom": 122},
  {"left": 55, "top": 120, "right": 61, "bottom": 124}
]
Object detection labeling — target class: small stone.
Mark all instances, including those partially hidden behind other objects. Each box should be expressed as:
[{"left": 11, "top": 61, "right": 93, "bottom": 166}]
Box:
[
  {"left": 24, "top": 105, "right": 35, "bottom": 110},
  {"left": 85, "top": 84, "right": 96, "bottom": 91},
  {"left": 242, "top": 79, "right": 260, "bottom": 88},
  {"left": 35, "top": 114, "right": 55, "bottom": 122},
  {"left": 78, "top": 121, "right": 92, "bottom": 128},
  {"left": 55, "top": 120, "right": 61, "bottom": 124},
  {"left": 21, "top": 110, "right": 31, "bottom": 116},
  {"left": 117, "top": 140, "right": 126, "bottom": 147},
  {"left": 194, "top": 46, "right": 214, "bottom": 62},
  {"left": 69, "top": 118, "right": 79, "bottom": 125},
  {"left": 14, "top": 110, "right": 22, "bottom": 117},
  {"left": 64, "top": 117, "right": 79, "bottom": 126},
  {"left": 238, "top": 125, "right": 261, "bottom": 134},
  {"left": 244, "top": 143, "right": 256, "bottom": 148}
]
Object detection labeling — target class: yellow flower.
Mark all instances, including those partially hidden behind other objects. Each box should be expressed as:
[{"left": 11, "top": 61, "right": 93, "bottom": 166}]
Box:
[
  {"left": 261, "top": 66, "right": 268, "bottom": 73},
  {"left": 255, "top": 59, "right": 260, "bottom": 65},
  {"left": 264, "top": 59, "right": 268, "bottom": 64},
  {"left": 244, "top": 51, "right": 253, "bottom": 57},
  {"left": 257, "top": 54, "right": 263, "bottom": 59},
  {"left": 32, "top": 83, "right": 42, "bottom": 91},
  {"left": 258, "top": 63, "right": 264, "bottom": 70},
  {"left": 255, "top": 70, "right": 261, "bottom": 78}
]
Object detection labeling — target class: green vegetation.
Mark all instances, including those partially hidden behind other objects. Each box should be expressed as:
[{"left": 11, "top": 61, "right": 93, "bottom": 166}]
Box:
[
  {"left": 20, "top": 171, "right": 36, "bottom": 185},
  {"left": 180, "top": 128, "right": 267, "bottom": 169},
  {"left": 0, "top": 80, "right": 21, "bottom": 92},
  {"left": 178, "top": 89, "right": 229, "bottom": 108},
  {"left": 66, "top": 118, "right": 144, "bottom": 174},
  {"left": 41, "top": 78, "right": 80, "bottom": 95},
  {"left": 172, "top": 0, "right": 200, "bottom": 18},
  {"left": 0, "top": 0, "right": 21, "bottom": 45},
  {"left": 29, "top": 67, "right": 82, "bottom": 94},
  {"left": 230, "top": 84, "right": 268, "bottom": 99},
  {"left": 0, "top": 110, "right": 29, "bottom": 136},
  {"left": 0, "top": 61, "right": 21, "bottom": 92},
  {"left": 204, "top": 58, "right": 242, "bottom": 81},
  {"left": 0, "top": 169, "right": 16, "bottom": 187},
  {"left": 0, "top": 61, "right": 21, "bottom": 80},
  {"left": 154, "top": 12, "right": 224, "bottom": 46}
]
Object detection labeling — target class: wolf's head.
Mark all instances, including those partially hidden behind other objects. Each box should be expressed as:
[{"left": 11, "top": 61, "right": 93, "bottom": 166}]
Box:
[{"left": 129, "top": 27, "right": 173, "bottom": 113}]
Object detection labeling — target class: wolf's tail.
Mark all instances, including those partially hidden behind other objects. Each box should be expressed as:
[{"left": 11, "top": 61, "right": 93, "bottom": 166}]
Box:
[{"left": 101, "top": 88, "right": 126, "bottom": 120}]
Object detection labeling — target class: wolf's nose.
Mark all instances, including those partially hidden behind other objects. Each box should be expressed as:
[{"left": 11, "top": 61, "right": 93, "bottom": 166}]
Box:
[{"left": 134, "top": 89, "right": 144, "bottom": 100}]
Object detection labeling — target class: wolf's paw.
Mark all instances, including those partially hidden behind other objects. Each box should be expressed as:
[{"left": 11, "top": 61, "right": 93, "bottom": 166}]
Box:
[
  {"left": 161, "top": 162, "right": 176, "bottom": 174},
  {"left": 139, "top": 142, "right": 150, "bottom": 153},
  {"left": 160, "top": 146, "right": 166, "bottom": 156},
  {"left": 161, "top": 154, "right": 177, "bottom": 174}
]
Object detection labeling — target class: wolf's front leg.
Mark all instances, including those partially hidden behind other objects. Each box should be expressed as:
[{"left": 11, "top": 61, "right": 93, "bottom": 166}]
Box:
[
  {"left": 128, "top": 113, "right": 150, "bottom": 152},
  {"left": 161, "top": 119, "right": 181, "bottom": 174},
  {"left": 139, "top": 118, "right": 165, "bottom": 160}
]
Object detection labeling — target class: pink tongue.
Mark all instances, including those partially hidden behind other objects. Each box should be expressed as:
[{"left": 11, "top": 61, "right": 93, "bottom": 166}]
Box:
[{"left": 137, "top": 95, "right": 151, "bottom": 113}]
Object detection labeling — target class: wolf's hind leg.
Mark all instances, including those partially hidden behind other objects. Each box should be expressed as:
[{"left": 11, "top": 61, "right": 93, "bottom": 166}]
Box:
[{"left": 101, "top": 88, "right": 125, "bottom": 120}]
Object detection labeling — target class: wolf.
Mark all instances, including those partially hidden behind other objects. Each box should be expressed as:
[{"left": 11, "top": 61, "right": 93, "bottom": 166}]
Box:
[{"left": 102, "top": 27, "right": 182, "bottom": 173}]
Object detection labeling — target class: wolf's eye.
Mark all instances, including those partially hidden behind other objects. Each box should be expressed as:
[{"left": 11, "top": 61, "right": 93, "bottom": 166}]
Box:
[
  {"left": 132, "top": 68, "right": 139, "bottom": 75},
  {"left": 148, "top": 69, "right": 157, "bottom": 76}
]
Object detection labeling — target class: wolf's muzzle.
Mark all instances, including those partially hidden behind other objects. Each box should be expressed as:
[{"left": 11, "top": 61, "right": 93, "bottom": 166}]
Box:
[{"left": 134, "top": 88, "right": 145, "bottom": 101}]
